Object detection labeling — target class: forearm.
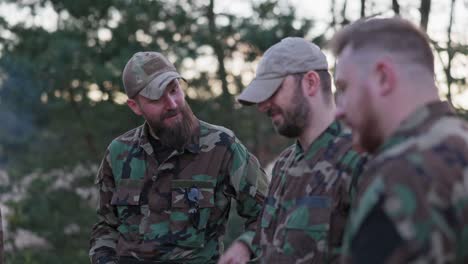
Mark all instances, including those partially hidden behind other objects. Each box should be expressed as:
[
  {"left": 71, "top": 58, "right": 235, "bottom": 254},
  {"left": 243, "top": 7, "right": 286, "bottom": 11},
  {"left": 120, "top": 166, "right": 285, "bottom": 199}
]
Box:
[
  {"left": 89, "top": 204, "right": 120, "bottom": 264},
  {"left": 90, "top": 218, "right": 119, "bottom": 264},
  {"left": 234, "top": 230, "right": 258, "bottom": 259}
]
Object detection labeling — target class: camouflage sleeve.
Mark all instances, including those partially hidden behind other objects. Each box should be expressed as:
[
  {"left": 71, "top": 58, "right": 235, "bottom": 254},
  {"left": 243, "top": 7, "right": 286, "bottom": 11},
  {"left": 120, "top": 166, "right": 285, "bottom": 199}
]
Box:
[
  {"left": 249, "top": 159, "right": 282, "bottom": 260},
  {"left": 351, "top": 159, "right": 420, "bottom": 260},
  {"left": 325, "top": 149, "right": 366, "bottom": 261},
  {"left": 349, "top": 155, "right": 368, "bottom": 208},
  {"left": 89, "top": 149, "right": 119, "bottom": 264},
  {"left": 379, "top": 161, "right": 439, "bottom": 261},
  {"left": 348, "top": 158, "right": 468, "bottom": 263},
  {"left": 228, "top": 137, "right": 269, "bottom": 255}
]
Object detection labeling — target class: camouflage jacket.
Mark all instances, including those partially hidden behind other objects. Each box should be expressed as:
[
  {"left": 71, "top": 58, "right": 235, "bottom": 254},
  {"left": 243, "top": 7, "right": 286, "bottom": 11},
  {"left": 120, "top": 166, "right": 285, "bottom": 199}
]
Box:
[
  {"left": 89, "top": 120, "right": 268, "bottom": 264},
  {"left": 343, "top": 101, "right": 468, "bottom": 263},
  {"left": 253, "top": 121, "right": 366, "bottom": 263}
]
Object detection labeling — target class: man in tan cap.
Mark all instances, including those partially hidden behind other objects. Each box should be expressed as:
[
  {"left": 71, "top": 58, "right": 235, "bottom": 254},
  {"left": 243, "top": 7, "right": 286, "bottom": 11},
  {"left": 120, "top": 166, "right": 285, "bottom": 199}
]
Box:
[
  {"left": 89, "top": 51, "right": 268, "bottom": 264},
  {"left": 218, "top": 37, "right": 366, "bottom": 264}
]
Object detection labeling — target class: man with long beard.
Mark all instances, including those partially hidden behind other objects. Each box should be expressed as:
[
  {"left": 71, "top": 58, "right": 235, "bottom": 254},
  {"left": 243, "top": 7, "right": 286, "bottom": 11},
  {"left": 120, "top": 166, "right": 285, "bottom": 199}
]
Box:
[
  {"left": 330, "top": 18, "right": 468, "bottom": 263},
  {"left": 89, "top": 52, "right": 268, "bottom": 264},
  {"left": 219, "top": 37, "right": 366, "bottom": 264}
]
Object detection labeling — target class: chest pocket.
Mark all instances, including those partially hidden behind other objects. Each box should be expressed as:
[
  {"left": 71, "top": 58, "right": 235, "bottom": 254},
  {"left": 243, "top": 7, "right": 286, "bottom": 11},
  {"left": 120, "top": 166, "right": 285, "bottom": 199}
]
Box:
[
  {"left": 110, "top": 179, "right": 144, "bottom": 241},
  {"left": 170, "top": 179, "right": 215, "bottom": 248}
]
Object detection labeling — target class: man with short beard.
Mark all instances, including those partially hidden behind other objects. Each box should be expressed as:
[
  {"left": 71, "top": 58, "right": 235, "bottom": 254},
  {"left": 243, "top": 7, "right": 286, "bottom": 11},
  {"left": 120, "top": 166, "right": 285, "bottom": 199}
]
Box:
[
  {"left": 330, "top": 18, "right": 468, "bottom": 263},
  {"left": 218, "top": 38, "right": 367, "bottom": 264},
  {"left": 89, "top": 52, "right": 269, "bottom": 264}
]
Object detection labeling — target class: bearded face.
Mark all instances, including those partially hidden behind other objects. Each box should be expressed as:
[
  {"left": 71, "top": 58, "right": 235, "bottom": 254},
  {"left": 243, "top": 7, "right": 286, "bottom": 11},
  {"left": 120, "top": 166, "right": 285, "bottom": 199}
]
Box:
[
  {"left": 347, "top": 85, "right": 383, "bottom": 153},
  {"left": 268, "top": 85, "right": 310, "bottom": 138},
  {"left": 146, "top": 101, "right": 197, "bottom": 150},
  {"left": 334, "top": 47, "right": 385, "bottom": 154}
]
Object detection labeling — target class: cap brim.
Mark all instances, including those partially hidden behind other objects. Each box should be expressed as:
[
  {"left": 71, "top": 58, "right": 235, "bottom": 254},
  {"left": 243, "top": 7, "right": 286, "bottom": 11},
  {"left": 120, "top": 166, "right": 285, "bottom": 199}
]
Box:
[
  {"left": 237, "top": 77, "right": 284, "bottom": 105},
  {"left": 139, "top": 71, "right": 181, "bottom": 100}
]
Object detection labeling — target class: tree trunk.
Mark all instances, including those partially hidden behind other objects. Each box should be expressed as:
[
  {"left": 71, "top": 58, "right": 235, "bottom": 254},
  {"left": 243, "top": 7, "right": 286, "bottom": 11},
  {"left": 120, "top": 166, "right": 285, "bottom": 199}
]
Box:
[
  {"left": 341, "top": 0, "right": 349, "bottom": 25},
  {"left": 207, "top": 0, "right": 232, "bottom": 114},
  {"left": 420, "top": 0, "right": 431, "bottom": 31},
  {"left": 68, "top": 87, "right": 99, "bottom": 159},
  {"left": 361, "top": 0, "right": 366, "bottom": 18},
  {"left": 392, "top": 0, "right": 400, "bottom": 15},
  {"left": 445, "top": 0, "right": 456, "bottom": 105},
  {"left": 330, "top": 0, "right": 337, "bottom": 27}
]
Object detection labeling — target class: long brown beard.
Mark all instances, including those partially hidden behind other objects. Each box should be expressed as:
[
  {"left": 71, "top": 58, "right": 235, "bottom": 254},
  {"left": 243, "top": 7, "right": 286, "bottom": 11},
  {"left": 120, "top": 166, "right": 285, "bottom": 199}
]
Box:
[{"left": 149, "top": 103, "right": 197, "bottom": 150}]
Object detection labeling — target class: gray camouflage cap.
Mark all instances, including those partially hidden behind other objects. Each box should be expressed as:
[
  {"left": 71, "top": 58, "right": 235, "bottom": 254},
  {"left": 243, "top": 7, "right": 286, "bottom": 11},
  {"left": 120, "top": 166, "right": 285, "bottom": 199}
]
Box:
[
  {"left": 122, "top": 52, "right": 182, "bottom": 100},
  {"left": 237, "top": 37, "right": 328, "bottom": 105}
]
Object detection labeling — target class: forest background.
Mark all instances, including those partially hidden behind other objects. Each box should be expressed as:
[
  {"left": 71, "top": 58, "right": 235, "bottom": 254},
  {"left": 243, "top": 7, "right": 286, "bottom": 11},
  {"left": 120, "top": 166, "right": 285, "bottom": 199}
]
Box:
[{"left": 0, "top": 0, "right": 466, "bottom": 263}]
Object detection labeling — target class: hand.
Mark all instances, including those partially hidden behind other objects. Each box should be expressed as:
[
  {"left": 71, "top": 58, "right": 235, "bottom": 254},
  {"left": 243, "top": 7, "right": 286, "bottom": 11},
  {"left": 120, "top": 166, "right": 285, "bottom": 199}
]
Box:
[{"left": 217, "top": 241, "right": 251, "bottom": 264}]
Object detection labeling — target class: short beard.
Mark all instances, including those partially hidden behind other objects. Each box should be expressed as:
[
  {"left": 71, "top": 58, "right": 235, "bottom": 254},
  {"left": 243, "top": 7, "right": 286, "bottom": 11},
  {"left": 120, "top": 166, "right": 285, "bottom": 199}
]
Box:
[
  {"left": 273, "top": 86, "right": 310, "bottom": 138},
  {"left": 357, "top": 87, "right": 383, "bottom": 153},
  {"left": 359, "top": 110, "right": 383, "bottom": 154},
  {"left": 148, "top": 103, "right": 197, "bottom": 150}
]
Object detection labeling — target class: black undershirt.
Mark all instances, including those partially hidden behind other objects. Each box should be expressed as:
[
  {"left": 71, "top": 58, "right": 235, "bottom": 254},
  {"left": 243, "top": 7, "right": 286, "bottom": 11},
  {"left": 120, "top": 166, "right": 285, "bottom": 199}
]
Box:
[
  {"left": 351, "top": 199, "right": 404, "bottom": 264},
  {"left": 148, "top": 136, "right": 175, "bottom": 165}
]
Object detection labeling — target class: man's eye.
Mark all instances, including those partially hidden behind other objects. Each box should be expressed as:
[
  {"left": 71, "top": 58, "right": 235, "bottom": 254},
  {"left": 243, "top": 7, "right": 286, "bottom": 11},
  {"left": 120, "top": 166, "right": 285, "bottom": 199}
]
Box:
[{"left": 336, "top": 85, "right": 346, "bottom": 94}]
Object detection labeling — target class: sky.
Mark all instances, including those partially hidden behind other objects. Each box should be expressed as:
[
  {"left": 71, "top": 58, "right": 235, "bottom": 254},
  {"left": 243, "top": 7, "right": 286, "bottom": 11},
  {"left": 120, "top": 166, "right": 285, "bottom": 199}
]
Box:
[
  {"left": 0, "top": 0, "right": 467, "bottom": 107},
  {"left": 215, "top": 0, "right": 468, "bottom": 108}
]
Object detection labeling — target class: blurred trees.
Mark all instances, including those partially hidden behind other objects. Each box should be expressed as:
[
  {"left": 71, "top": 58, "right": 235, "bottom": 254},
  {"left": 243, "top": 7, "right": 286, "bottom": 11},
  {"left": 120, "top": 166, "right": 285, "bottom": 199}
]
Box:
[
  {"left": 0, "top": 0, "right": 306, "bottom": 262},
  {"left": 0, "top": 0, "right": 466, "bottom": 263}
]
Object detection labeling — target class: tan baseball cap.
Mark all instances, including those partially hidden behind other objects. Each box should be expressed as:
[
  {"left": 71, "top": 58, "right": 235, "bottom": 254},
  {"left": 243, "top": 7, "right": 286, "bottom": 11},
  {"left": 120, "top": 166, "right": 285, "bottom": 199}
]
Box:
[
  {"left": 237, "top": 37, "right": 328, "bottom": 105},
  {"left": 122, "top": 51, "right": 182, "bottom": 100}
]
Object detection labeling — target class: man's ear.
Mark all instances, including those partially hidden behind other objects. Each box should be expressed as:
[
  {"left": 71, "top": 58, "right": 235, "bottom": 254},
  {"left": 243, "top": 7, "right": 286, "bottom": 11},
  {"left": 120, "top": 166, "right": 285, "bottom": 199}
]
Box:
[
  {"left": 375, "top": 57, "right": 396, "bottom": 96},
  {"left": 127, "top": 98, "right": 142, "bottom": 116},
  {"left": 303, "top": 70, "right": 320, "bottom": 96}
]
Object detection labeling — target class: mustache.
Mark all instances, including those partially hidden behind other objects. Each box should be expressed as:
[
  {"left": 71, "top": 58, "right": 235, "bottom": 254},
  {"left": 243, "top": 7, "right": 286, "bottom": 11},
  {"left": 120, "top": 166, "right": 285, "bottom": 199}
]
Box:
[
  {"left": 161, "top": 109, "right": 180, "bottom": 120},
  {"left": 267, "top": 108, "right": 282, "bottom": 117}
]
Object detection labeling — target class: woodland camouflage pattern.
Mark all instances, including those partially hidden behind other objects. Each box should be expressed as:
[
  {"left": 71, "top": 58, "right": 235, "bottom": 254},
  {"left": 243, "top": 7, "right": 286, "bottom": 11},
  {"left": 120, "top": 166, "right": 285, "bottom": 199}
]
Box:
[
  {"left": 252, "top": 121, "right": 366, "bottom": 263},
  {"left": 89, "top": 120, "right": 268, "bottom": 264},
  {"left": 343, "top": 101, "right": 468, "bottom": 263}
]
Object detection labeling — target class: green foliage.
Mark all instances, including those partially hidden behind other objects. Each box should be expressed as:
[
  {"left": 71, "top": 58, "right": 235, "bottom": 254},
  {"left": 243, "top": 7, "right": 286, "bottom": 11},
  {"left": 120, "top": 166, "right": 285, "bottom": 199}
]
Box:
[
  {"left": 240, "top": 0, "right": 313, "bottom": 53},
  {"left": 5, "top": 165, "right": 97, "bottom": 263},
  {"left": 0, "top": 0, "right": 310, "bottom": 262}
]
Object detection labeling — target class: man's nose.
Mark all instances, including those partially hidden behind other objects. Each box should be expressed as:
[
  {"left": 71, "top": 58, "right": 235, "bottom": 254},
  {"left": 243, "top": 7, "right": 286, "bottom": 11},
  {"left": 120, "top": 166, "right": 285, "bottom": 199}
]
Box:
[
  {"left": 165, "top": 95, "right": 177, "bottom": 110},
  {"left": 335, "top": 104, "right": 346, "bottom": 120},
  {"left": 257, "top": 100, "right": 270, "bottom": 113}
]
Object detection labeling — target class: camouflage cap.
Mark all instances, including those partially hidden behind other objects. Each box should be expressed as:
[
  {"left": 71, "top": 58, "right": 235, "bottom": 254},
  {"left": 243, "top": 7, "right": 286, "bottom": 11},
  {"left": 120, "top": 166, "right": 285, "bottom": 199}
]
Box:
[
  {"left": 122, "top": 52, "right": 182, "bottom": 100},
  {"left": 237, "top": 37, "right": 328, "bottom": 105}
]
